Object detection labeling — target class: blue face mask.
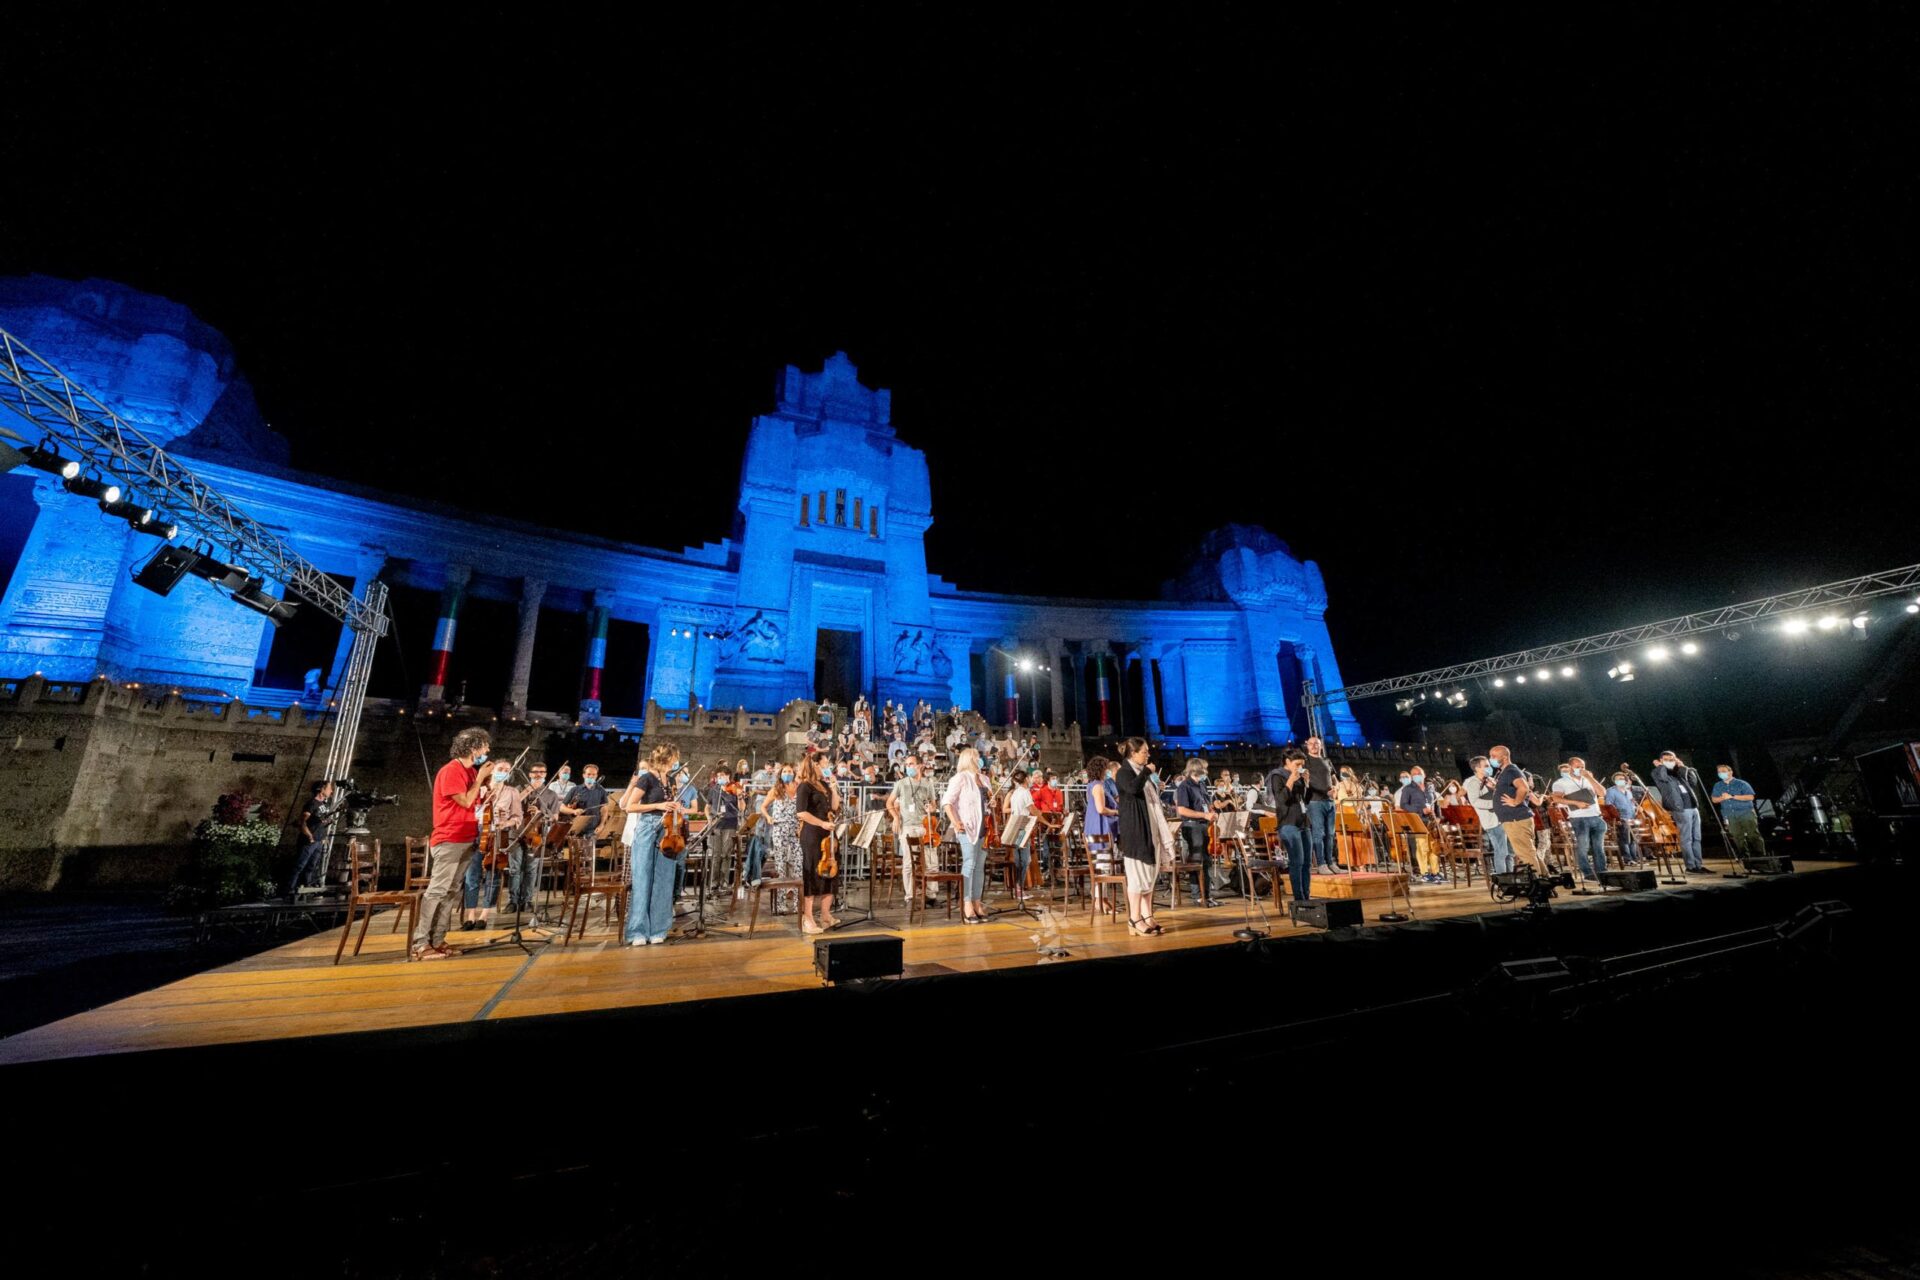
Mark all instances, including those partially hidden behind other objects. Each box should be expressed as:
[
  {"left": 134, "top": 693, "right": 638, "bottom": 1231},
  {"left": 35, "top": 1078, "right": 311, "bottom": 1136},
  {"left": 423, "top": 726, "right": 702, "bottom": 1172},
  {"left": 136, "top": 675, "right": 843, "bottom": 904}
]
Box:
[
  {"left": 492, "top": 770, "right": 510, "bottom": 783},
  {"left": 780, "top": 772, "right": 794, "bottom": 783},
  {"left": 1718, "top": 771, "right": 1731, "bottom": 781},
  {"left": 1399, "top": 777, "right": 1411, "bottom": 787},
  {"left": 473, "top": 752, "right": 488, "bottom": 765}
]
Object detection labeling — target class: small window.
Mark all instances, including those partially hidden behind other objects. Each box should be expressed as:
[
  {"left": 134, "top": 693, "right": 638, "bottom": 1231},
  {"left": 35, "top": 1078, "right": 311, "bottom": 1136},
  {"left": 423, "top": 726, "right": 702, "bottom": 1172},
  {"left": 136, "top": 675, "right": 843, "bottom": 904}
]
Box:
[
  {"left": 835, "top": 489, "right": 847, "bottom": 526},
  {"left": 818, "top": 491, "right": 828, "bottom": 523},
  {"left": 853, "top": 497, "right": 862, "bottom": 528},
  {"left": 869, "top": 506, "right": 879, "bottom": 537},
  {"left": 799, "top": 492, "right": 809, "bottom": 526},
  {"left": 233, "top": 751, "right": 276, "bottom": 764}
]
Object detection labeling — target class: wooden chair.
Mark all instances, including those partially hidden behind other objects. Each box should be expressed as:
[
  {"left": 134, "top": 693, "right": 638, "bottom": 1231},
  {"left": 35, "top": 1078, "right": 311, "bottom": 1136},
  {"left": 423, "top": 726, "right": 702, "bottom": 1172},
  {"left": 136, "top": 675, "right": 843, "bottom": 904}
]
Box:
[
  {"left": 1431, "top": 814, "right": 1484, "bottom": 889},
  {"left": 562, "top": 834, "right": 629, "bottom": 944},
  {"left": 1050, "top": 813, "right": 1086, "bottom": 905},
  {"left": 1086, "top": 833, "right": 1128, "bottom": 922},
  {"left": 911, "top": 825, "right": 966, "bottom": 922},
  {"left": 391, "top": 836, "right": 434, "bottom": 932},
  {"left": 335, "top": 837, "right": 419, "bottom": 964},
  {"left": 745, "top": 873, "right": 805, "bottom": 937},
  {"left": 869, "top": 825, "right": 900, "bottom": 907}
]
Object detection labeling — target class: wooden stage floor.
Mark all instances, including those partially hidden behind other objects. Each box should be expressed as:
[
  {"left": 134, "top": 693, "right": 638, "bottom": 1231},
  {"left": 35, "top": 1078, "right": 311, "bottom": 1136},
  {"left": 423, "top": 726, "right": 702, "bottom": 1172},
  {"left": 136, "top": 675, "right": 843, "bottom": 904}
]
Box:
[{"left": 0, "top": 856, "right": 1845, "bottom": 1066}]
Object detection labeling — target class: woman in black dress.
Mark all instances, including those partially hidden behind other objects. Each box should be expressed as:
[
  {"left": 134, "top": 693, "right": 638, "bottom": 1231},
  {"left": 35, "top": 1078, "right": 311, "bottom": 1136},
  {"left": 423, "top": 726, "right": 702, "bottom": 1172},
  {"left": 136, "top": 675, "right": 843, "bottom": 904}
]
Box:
[
  {"left": 1113, "top": 736, "right": 1163, "bottom": 935},
  {"left": 795, "top": 753, "right": 841, "bottom": 934}
]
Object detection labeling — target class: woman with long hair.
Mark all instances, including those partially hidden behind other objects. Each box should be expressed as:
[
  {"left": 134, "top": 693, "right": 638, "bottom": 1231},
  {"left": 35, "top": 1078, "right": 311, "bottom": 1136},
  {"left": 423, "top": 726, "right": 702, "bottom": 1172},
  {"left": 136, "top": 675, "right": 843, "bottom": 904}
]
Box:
[
  {"left": 759, "top": 761, "right": 802, "bottom": 917},
  {"left": 1113, "top": 736, "right": 1163, "bottom": 935},
  {"left": 795, "top": 754, "right": 842, "bottom": 934},
  {"left": 941, "top": 746, "right": 993, "bottom": 924},
  {"left": 619, "top": 741, "right": 685, "bottom": 947}
]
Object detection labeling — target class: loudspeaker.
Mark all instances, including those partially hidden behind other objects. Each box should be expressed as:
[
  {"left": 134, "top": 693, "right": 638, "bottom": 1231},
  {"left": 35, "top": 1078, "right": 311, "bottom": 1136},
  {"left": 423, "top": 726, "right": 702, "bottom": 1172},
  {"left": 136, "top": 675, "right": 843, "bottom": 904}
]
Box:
[
  {"left": 1289, "top": 898, "right": 1364, "bottom": 929},
  {"left": 131, "top": 545, "right": 200, "bottom": 596},
  {"left": 1743, "top": 856, "right": 1794, "bottom": 875},
  {"left": 813, "top": 935, "right": 904, "bottom": 983},
  {"left": 1600, "top": 869, "right": 1657, "bottom": 892}
]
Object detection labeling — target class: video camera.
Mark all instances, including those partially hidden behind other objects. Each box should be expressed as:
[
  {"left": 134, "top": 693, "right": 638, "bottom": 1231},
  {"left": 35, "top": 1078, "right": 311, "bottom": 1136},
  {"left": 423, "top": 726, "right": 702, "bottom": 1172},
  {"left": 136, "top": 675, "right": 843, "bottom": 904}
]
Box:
[{"left": 337, "top": 778, "right": 398, "bottom": 835}]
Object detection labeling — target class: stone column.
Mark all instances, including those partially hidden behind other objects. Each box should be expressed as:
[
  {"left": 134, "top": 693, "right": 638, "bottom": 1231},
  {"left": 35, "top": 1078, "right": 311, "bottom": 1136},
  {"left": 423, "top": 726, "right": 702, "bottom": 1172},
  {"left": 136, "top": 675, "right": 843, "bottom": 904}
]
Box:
[
  {"left": 1087, "top": 642, "right": 1115, "bottom": 736},
  {"left": 504, "top": 576, "right": 547, "bottom": 715},
  {"left": 1135, "top": 640, "right": 1162, "bottom": 738},
  {"left": 1044, "top": 636, "right": 1067, "bottom": 730},
  {"left": 419, "top": 562, "right": 471, "bottom": 704}
]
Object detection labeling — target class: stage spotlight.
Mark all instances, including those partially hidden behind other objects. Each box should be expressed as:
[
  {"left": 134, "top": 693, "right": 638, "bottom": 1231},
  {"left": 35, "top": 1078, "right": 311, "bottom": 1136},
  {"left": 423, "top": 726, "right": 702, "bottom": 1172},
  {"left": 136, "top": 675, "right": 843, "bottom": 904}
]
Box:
[
  {"left": 1560, "top": 665, "right": 1576, "bottom": 677},
  {"left": 184, "top": 550, "right": 250, "bottom": 592},
  {"left": 1817, "top": 616, "right": 1840, "bottom": 631},
  {"left": 1907, "top": 604, "right": 1919, "bottom": 615},
  {"left": 101, "top": 498, "right": 175, "bottom": 539},
  {"left": 1782, "top": 618, "right": 1809, "bottom": 635},
  {"left": 1647, "top": 645, "right": 1671, "bottom": 662},
  {"left": 1680, "top": 641, "right": 1699, "bottom": 655},
  {"left": 1493, "top": 678, "right": 1506, "bottom": 688},
  {"left": 63, "top": 474, "right": 121, "bottom": 503},
  {"left": 1536, "top": 668, "right": 1552, "bottom": 681},
  {"left": 1619, "top": 672, "right": 1636, "bottom": 682},
  {"left": 231, "top": 578, "right": 298, "bottom": 627},
  {"left": 1851, "top": 613, "right": 1868, "bottom": 629},
  {"left": 1606, "top": 666, "right": 1619, "bottom": 678},
  {"left": 1019, "top": 658, "right": 1033, "bottom": 672},
  {"left": 1618, "top": 660, "right": 1633, "bottom": 673},
  {"left": 1515, "top": 675, "right": 1527, "bottom": 684},
  {"left": 18, "top": 443, "right": 82, "bottom": 479},
  {"left": 131, "top": 544, "right": 201, "bottom": 597}
]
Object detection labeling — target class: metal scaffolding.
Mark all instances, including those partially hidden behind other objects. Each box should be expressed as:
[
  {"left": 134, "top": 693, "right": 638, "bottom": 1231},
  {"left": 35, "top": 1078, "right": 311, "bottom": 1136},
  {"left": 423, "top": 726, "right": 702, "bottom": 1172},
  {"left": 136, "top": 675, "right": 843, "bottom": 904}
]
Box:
[
  {"left": 1308, "top": 562, "right": 1920, "bottom": 711},
  {"left": 0, "top": 326, "right": 384, "bottom": 636}
]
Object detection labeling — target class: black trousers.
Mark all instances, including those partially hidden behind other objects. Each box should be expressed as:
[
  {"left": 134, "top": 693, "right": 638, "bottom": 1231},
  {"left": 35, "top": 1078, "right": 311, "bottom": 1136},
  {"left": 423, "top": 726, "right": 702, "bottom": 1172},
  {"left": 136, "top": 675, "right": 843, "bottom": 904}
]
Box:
[{"left": 1181, "top": 821, "right": 1211, "bottom": 901}]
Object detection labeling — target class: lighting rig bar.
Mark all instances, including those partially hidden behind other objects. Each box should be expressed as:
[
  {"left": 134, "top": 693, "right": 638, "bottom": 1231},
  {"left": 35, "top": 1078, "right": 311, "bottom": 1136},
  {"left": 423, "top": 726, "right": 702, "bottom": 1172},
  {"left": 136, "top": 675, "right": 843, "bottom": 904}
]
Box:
[
  {"left": 1311, "top": 562, "right": 1920, "bottom": 707},
  {"left": 0, "top": 326, "right": 385, "bottom": 637}
]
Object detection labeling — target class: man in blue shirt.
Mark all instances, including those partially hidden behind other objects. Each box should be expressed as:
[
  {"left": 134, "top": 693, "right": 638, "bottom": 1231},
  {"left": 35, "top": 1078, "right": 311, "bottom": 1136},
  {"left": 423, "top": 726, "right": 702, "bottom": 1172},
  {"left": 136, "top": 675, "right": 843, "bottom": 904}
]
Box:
[
  {"left": 564, "top": 764, "right": 611, "bottom": 861},
  {"left": 1604, "top": 770, "right": 1642, "bottom": 866},
  {"left": 1172, "top": 758, "right": 1219, "bottom": 907},
  {"left": 1710, "top": 766, "right": 1767, "bottom": 864},
  {"left": 1652, "top": 751, "right": 1712, "bottom": 873}
]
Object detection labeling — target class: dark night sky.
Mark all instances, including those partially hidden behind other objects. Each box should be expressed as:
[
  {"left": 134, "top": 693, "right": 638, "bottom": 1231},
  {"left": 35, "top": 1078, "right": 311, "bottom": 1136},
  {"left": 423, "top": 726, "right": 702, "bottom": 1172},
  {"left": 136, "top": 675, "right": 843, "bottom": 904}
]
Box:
[{"left": 4, "top": 6, "right": 1916, "bottom": 741}]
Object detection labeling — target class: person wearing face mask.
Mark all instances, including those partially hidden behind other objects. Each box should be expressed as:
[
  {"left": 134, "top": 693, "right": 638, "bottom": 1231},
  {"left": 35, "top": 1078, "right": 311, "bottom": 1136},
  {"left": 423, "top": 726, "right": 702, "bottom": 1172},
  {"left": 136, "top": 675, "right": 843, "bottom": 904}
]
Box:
[
  {"left": 1652, "top": 751, "right": 1711, "bottom": 873},
  {"left": 670, "top": 764, "right": 703, "bottom": 900},
  {"left": 1030, "top": 770, "right": 1064, "bottom": 880},
  {"left": 1463, "top": 756, "right": 1512, "bottom": 874},
  {"left": 411, "top": 728, "right": 494, "bottom": 960},
  {"left": 464, "top": 757, "right": 526, "bottom": 928},
  {"left": 506, "top": 760, "right": 559, "bottom": 916},
  {"left": 1710, "top": 765, "right": 1767, "bottom": 864},
  {"left": 1394, "top": 768, "right": 1441, "bottom": 882},
  {"left": 620, "top": 743, "right": 687, "bottom": 946},
  {"left": 1173, "top": 758, "right": 1220, "bottom": 907},
  {"left": 1110, "top": 738, "right": 1165, "bottom": 935},
  {"left": 706, "top": 766, "right": 741, "bottom": 900},
  {"left": 1551, "top": 757, "right": 1609, "bottom": 882},
  {"left": 548, "top": 764, "right": 576, "bottom": 805},
  {"left": 1487, "top": 745, "right": 1545, "bottom": 873},
  {"left": 758, "top": 763, "right": 803, "bottom": 916},
  {"left": 1301, "top": 737, "right": 1340, "bottom": 874},
  {"left": 887, "top": 756, "right": 940, "bottom": 907},
  {"left": 561, "top": 763, "right": 609, "bottom": 860},
  {"left": 1604, "top": 771, "right": 1642, "bottom": 866},
  {"left": 1265, "top": 749, "right": 1313, "bottom": 903}
]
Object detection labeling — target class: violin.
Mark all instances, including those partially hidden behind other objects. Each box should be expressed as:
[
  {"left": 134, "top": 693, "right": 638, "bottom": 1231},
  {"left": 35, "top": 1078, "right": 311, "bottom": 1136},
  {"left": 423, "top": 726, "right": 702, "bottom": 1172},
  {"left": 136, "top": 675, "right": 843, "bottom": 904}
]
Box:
[
  {"left": 817, "top": 826, "right": 838, "bottom": 878},
  {"left": 660, "top": 773, "right": 688, "bottom": 860}
]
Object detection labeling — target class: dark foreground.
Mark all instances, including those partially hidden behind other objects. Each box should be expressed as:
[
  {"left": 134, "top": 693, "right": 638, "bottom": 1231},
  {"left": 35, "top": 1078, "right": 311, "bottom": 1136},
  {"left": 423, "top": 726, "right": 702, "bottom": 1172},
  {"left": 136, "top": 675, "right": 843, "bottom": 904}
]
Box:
[{"left": 8, "top": 862, "right": 1918, "bottom": 1277}]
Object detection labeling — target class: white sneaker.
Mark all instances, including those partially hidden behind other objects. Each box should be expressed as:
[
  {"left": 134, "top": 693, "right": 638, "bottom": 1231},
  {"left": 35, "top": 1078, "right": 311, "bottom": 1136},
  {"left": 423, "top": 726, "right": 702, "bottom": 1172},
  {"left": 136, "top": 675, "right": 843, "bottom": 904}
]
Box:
[{"left": 627, "top": 938, "right": 647, "bottom": 947}]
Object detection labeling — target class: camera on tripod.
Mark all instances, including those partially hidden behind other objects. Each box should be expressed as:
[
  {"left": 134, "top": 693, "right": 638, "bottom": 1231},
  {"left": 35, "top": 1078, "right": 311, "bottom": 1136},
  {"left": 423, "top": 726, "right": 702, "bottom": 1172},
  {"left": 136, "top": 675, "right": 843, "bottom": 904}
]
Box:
[
  {"left": 338, "top": 778, "right": 398, "bottom": 835},
  {"left": 1492, "top": 866, "right": 1574, "bottom": 908}
]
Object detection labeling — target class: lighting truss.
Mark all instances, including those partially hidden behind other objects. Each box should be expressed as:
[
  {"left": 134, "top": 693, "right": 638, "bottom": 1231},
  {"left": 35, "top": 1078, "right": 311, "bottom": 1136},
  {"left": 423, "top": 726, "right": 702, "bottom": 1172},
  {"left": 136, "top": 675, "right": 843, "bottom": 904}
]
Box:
[
  {"left": 0, "top": 326, "right": 386, "bottom": 637},
  {"left": 1311, "top": 562, "right": 1920, "bottom": 707}
]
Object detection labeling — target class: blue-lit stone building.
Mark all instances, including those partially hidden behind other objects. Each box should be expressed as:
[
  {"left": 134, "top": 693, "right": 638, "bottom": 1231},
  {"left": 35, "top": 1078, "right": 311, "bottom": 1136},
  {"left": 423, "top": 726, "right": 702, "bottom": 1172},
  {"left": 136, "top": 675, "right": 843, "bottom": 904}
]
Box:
[{"left": 0, "top": 277, "right": 1363, "bottom": 745}]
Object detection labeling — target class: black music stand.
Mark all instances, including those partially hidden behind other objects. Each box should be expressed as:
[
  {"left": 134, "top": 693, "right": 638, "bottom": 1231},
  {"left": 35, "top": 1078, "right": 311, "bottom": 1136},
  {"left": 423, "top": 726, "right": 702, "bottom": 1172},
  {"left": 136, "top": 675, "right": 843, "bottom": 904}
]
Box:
[
  {"left": 826, "top": 810, "right": 888, "bottom": 931},
  {"left": 984, "top": 814, "right": 1041, "bottom": 921}
]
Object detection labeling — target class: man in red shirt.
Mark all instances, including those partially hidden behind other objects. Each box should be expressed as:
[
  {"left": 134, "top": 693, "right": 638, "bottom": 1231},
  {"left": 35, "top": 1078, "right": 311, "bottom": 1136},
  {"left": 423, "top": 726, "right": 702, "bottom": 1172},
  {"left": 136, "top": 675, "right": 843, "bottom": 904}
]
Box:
[
  {"left": 1029, "top": 770, "right": 1063, "bottom": 879},
  {"left": 411, "top": 727, "right": 494, "bottom": 959}
]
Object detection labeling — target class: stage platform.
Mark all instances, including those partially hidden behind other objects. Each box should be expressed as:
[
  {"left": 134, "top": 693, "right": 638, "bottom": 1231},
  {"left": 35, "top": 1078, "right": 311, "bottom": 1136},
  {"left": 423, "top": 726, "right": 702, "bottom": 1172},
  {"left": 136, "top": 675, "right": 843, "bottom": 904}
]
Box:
[{"left": 0, "top": 854, "right": 1843, "bottom": 1067}]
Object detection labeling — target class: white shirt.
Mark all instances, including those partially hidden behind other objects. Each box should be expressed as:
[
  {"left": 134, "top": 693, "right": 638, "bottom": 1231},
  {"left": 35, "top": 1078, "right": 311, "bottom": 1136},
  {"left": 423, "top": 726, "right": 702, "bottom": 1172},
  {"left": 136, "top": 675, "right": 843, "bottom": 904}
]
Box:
[
  {"left": 1551, "top": 772, "right": 1602, "bottom": 820},
  {"left": 1464, "top": 774, "right": 1499, "bottom": 825},
  {"left": 1006, "top": 785, "right": 1034, "bottom": 845}
]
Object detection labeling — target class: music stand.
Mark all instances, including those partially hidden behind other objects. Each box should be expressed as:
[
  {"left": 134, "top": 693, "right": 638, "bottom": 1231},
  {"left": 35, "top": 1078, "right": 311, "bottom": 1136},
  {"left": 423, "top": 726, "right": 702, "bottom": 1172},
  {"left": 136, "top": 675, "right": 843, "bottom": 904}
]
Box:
[
  {"left": 1223, "top": 812, "right": 1273, "bottom": 940},
  {"left": 827, "top": 810, "right": 888, "bottom": 931},
  {"left": 986, "top": 814, "right": 1041, "bottom": 920}
]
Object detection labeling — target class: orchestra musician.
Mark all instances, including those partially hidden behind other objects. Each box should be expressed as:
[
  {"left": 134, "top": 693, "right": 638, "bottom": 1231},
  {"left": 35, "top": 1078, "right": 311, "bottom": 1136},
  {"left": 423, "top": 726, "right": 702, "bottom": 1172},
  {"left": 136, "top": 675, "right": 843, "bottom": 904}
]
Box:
[
  {"left": 1487, "top": 744, "right": 1545, "bottom": 872},
  {"left": 619, "top": 743, "right": 686, "bottom": 947},
  {"left": 1464, "top": 756, "right": 1512, "bottom": 873},
  {"left": 1653, "top": 751, "right": 1712, "bottom": 874},
  {"left": 1173, "top": 758, "right": 1220, "bottom": 907},
  {"left": 1265, "top": 749, "right": 1312, "bottom": 902},
  {"left": 795, "top": 754, "right": 841, "bottom": 933},
  {"left": 1551, "top": 758, "right": 1609, "bottom": 880},
  {"left": 1604, "top": 769, "right": 1642, "bottom": 866},
  {"left": 1710, "top": 765, "right": 1767, "bottom": 865},
  {"left": 1029, "top": 769, "right": 1064, "bottom": 880},
  {"left": 1005, "top": 768, "right": 1036, "bottom": 903},
  {"left": 563, "top": 763, "right": 610, "bottom": 861},
  {"left": 462, "top": 755, "right": 521, "bottom": 929},
  {"left": 706, "top": 765, "right": 742, "bottom": 900},
  {"left": 940, "top": 747, "right": 992, "bottom": 924},
  {"left": 887, "top": 756, "right": 940, "bottom": 908},
  {"left": 411, "top": 728, "right": 493, "bottom": 960},
  {"left": 1394, "top": 767, "right": 1441, "bottom": 882},
  {"left": 508, "top": 761, "right": 559, "bottom": 914}
]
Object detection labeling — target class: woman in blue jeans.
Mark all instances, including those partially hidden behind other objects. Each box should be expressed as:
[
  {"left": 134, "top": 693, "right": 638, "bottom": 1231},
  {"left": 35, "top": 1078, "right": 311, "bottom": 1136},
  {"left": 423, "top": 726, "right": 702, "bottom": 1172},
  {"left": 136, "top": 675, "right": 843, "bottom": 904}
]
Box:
[
  {"left": 940, "top": 747, "right": 991, "bottom": 924},
  {"left": 619, "top": 742, "right": 685, "bottom": 946}
]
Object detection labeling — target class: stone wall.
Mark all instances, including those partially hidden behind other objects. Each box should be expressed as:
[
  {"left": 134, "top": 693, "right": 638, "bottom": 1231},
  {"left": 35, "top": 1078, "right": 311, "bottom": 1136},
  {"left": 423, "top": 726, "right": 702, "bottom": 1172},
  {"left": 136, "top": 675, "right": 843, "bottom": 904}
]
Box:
[{"left": 0, "top": 676, "right": 547, "bottom": 890}]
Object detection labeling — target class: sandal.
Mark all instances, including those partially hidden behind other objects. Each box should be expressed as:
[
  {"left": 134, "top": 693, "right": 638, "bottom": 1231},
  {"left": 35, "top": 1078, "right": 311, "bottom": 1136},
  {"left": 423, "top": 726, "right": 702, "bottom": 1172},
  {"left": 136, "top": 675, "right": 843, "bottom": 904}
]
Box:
[
  {"left": 1141, "top": 916, "right": 1165, "bottom": 935},
  {"left": 1127, "top": 916, "right": 1149, "bottom": 936}
]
